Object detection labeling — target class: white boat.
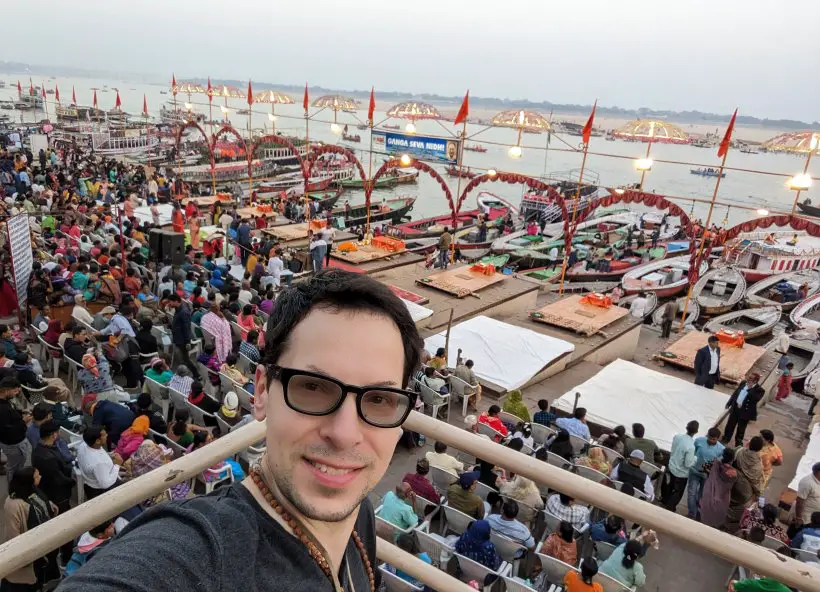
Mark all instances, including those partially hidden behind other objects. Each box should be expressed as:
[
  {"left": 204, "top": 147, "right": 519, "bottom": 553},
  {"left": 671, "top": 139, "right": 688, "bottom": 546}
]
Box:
[
  {"left": 651, "top": 297, "right": 699, "bottom": 328},
  {"left": 724, "top": 230, "right": 820, "bottom": 281},
  {"left": 703, "top": 306, "right": 781, "bottom": 339},
  {"left": 90, "top": 129, "right": 160, "bottom": 156},
  {"left": 622, "top": 255, "right": 709, "bottom": 298},
  {"left": 785, "top": 295, "right": 820, "bottom": 379},
  {"left": 745, "top": 268, "right": 820, "bottom": 311},
  {"left": 692, "top": 265, "right": 746, "bottom": 315}
]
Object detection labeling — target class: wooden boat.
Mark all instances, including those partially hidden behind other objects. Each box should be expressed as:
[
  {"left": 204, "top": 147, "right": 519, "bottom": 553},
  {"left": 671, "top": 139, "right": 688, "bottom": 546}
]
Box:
[
  {"left": 445, "top": 165, "right": 478, "bottom": 179},
  {"left": 651, "top": 297, "right": 698, "bottom": 327},
  {"left": 690, "top": 168, "right": 726, "bottom": 178},
  {"left": 305, "top": 187, "right": 344, "bottom": 211},
  {"left": 723, "top": 230, "right": 820, "bottom": 281},
  {"left": 383, "top": 123, "right": 400, "bottom": 130},
  {"left": 565, "top": 246, "right": 667, "bottom": 282},
  {"left": 390, "top": 170, "right": 419, "bottom": 184},
  {"left": 622, "top": 255, "right": 709, "bottom": 298},
  {"left": 516, "top": 265, "right": 563, "bottom": 286},
  {"left": 342, "top": 133, "right": 361, "bottom": 143},
  {"left": 703, "top": 306, "right": 781, "bottom": 339},
  {"left": 330, "top": 196, "right": 415, "bottom": 228},
  {"left": 340, "top": 175, "right": 396, "bottom": 190},
  {"left": 480, "top": 254, "right": 510, "bottom": 268},
  {"left": 765, "top": 333, "right": 820, "bottom": 381},
  {"left": 692, "top": 265, "right": 746, "bottom": 315},
  {"left": 356, "top": 124, "right": 368, "bottom": 130},
  {"left": 789, "top": 293, "right": 820, "bottom": 328},
  {"left": 464, "top": 144, "right": 488, "bottom": 153},
  {"left": 797, "top": 201, "right": 820, "bottom": 218},
  {"left": 745, "top": 268, "right": 820, "bottom": 310}
]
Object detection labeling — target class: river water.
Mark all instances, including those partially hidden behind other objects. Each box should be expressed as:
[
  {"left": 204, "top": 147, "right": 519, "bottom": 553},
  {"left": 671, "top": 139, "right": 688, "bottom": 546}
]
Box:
[{"left": 1, "top": 74, "right": 815, "bottom": 227}]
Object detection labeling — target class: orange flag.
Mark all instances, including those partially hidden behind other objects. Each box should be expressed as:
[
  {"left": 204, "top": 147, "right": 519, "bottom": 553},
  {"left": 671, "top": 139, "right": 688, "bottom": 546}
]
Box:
[
  {"left": 171, "top": 73, "right": 177, "bottom": 97},
  {"left": 41, "top": 84, "right": 46, "bottom": 99},
  {"left": 367, "top": 87, "right": 375, "bottom": 123},
  {"left": 454, "top": 91, "right": 469, "bottom": 126},
  {"left": 93, "top": 90, "right": 98, "bottom": 108},
  {"left": 582, "top": 99, "right": 597, "bottom": 145},
  {"left": 29, "top": 79, "right": 34, "bottom": 95},
  {"left": 207, "top": 77, "right": 213, "bottom": 103},
  {"left": 71, "top": 86, "right": 76, "bottom": 105},
  {"left": 143, "top": 94, "right": 148, "bottom": 116},
  {"left": 247, "top": 80, "right": 253, "bottom": 106},
  {"left": 717, "top": 108, "right": 737, "bottom": 158},
  {"left": 115, "top": 90, "right": 122, "bottom": 109},
  {"left": 303, "top": 82, "right": 309, "bottom": 113},
  {"left": 16, "top": 80, "right": 21, "bottom": 95},
  {"left": 55, "top": 84, "right": 60, "bottom": 103}
]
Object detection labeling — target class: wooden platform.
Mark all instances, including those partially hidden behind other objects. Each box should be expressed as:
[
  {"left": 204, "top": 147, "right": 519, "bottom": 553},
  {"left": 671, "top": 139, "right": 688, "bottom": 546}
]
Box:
[
  {"left": 416, "top": 266, "right": 508, "bottom": 298},
  {"left": 654, "top": 330, "right": 767, "bottom": 384},
  {"left": 182, "top": 196, "right": 225, "bottom": 207},
  {"left": 530, "top": 294, "right": 630, "bottom": 336},
  {"left": 371, "top": 263, "right": 538, "bottom": 334},
  {"left": 262, "top": 223, "right": 356, "bottom": 249},
  {"left": 235, "top": 206, "right": 285, "bottom": 221},
  {"left": 329, "top": 249, "right": 425, "bottom": 275}
]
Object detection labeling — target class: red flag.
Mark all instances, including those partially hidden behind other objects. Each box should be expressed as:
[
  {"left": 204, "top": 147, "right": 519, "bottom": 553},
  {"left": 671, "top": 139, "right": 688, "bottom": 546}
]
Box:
[
  {"left": 247, "top": 80, "right": 253, "bottom": 106},
  {"left": 582, "top": 100, "right": 597, "bottom": 145},
  {"left": 303, "top": 83, "right": 309, "bottom": 113},
  {"left": 717, "top": 108, "right": 737, "bottom": 158},
  {"left": 93, "top": 90, "right": 98, "bottom": 108},
  {"left": 454, "top": 91, "right": 469, "bottom": 126},
  {"left": 41, "top": 84, "right": 46, "bottom": 99},
  {"left": 115, "top": 90, "right": 122, "bottom": 109},
  {"left": 171, "top": 73, "right": 177, "bottom": 97},
  {"left": 367, "top": 87, "right": 376, "bottom": 123},
  {"left": 29, "top": 79, "right": 34, "bottom": 95},
  {"left": 207, "top": 77, "right": 213, "bottom": 103},
  {"left": 17, "top": 80, "right": 22, "bottom": 95},
  {"left": 143, "top": 94, "right": 148, "bottom": 116},
  {"left": 71, "top": 86, "right": 76, "bottom": 105},
  {"left": 55, "top": 84, "right": 60, "bottom": 103}
]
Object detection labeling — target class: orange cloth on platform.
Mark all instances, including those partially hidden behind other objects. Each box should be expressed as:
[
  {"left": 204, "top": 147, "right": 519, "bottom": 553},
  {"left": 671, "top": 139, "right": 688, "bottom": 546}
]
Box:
[
  {"left": 371, "top": 236, "right": 405, "bottom": 252},
  {"left": 580, "top": 293, "right": 612, "bottom": 309},
  {"left": 470, "top": 263, "right": 496, "bottom": 275},
  {"left": 716, "top": 329, "right": 745, "bottom": 348}
]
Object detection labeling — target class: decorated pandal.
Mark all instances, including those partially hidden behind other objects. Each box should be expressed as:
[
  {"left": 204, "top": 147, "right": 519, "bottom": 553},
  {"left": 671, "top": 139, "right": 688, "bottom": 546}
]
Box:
[
  {"left": 655, "top": 330, "right": 766, "bottom": 384},
  {"left": 530, "top": 293, "right": 629, "bottom": 336},
  {"left": 761, "top": 131, "right": 820, "bottom": 154},
  {"left": 611, "top": 119, "right": 690, "bottom": 144}
]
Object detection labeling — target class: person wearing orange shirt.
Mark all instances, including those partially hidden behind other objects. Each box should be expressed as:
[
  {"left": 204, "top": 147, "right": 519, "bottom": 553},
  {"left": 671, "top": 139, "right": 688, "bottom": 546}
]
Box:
[
  {"left": 171, "top": 205, "right": 185, "bottom": 234},
  {"left": 563, "top": 558, "right": 603, "bottom": 592}
]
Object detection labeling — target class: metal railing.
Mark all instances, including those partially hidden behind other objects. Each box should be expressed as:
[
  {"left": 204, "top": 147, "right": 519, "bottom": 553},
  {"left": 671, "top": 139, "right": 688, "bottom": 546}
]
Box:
[{"left": 0, "top": 412, "right": 818, "bottom": 590}]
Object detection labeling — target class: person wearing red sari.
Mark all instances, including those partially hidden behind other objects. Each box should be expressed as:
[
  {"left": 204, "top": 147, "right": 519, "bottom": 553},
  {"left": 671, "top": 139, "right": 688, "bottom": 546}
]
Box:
[
  {"left": 171, "top": 205, "right": 185, "bottom": 234},
  {"left": 185, "top": 200, "right": 198, "bottom": 221},
  {"left": 236, "top": 304, "right": 262, "bottom": 341},
  {"left": 478, "top": 405, "right": 509, "bottom": 437}
]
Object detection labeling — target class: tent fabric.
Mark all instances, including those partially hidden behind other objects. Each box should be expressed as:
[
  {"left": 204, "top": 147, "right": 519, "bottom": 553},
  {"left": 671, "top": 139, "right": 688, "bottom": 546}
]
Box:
[
  {"left": 552, "top": 359, "right": 727, "bottom": 451},
  {"left": 423, "top": 315, "right": 574, "bottom": 391},
  {"left": 790, "top": 423, "right": 820, "bottom": 490},
  {"left": 402, "top": 298, "right": 433, "bottom": 323}
]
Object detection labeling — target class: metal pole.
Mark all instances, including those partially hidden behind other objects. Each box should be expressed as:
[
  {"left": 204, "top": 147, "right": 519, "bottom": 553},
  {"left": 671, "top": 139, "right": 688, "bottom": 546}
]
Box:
[
  {"left": 679, "top": 149, "right": 730, "bottom": 330},
  {"left": 639, "top": 137, "right": 653, "bottom": 189},
  {"left": 304, "top": 106, "right": 311, "bottom": 229},
  {"left": 557, "top": 144, "right": 589, "bottom": 295},
  {"left": 247, "top": 106, "right": 253, "bottom": 202},
  {"left": 791, "top": 142, "right": 816, "bottom": 215},
  {"left": 452, "top": 119, "right": 468, "bottom": 235}
]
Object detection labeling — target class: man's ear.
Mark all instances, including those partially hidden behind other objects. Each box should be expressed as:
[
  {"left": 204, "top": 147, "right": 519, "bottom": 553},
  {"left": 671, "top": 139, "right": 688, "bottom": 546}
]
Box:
[{"left": 253, "top": 365, "right": 267, "bottom": 420}]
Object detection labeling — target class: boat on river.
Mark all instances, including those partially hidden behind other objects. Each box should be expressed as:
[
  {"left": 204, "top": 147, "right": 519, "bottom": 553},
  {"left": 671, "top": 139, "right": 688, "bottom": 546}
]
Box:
[
  {"left": 464, "top": 144, "right": 487, "bottom": 153},
  {"left": 745, "top": 268, "right": 820, "bottom": 310},
  {"left": 797, "top": 201, "right": 820, "bottom": 218},
  {"left": 445, "top": 165, "right": 478, "bottom": 179},
  {"left": 723, "top": 230, "right": 820, "bottom": 281},
  {"left": 692, "top": 265, "right": 747, "bottom": 315},
  {"left": 340, "top": 175, "right": 396, "bottom": 190},
  {"left": 703, "top": 306, "right": 781, "bottom": 339},
  {"left": 690, "top": 168, "right": 726, "bottom": 178},
  {"left": 622, "top": 255, "right": 709, "bottom": 298},
  {"left": 387, "top": 198, "right": 507, "bottom": 241},
  {"left": 342, "top": 133, "right": 361, "bottom": 143},
  {"left": 566, "top": 246, "right": 668, "bottom": 282},
  {"left": 330, "top": 196, "right": 415, "bottom": 228}
]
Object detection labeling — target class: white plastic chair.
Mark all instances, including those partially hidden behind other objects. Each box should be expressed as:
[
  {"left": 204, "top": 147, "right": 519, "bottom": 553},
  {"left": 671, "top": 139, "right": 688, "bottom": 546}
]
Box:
[
  {"left": 477, "top": 422, "right": 506, "bottom": 441},
  {"left": 168, "top": 387, "right": 189, "bottom": 416},
  {"left": 414, "top": 527, "right": 454, "bottom": 568},
  {"left": 591, "top": 445, "right": 624, "bottom": 467},
  {"left": 568, "top": 434, "right": 590, "bottom": 456},
  {"left": 474, "top": 481, "right": 497, "bottom": 501},
  {"left": 139, "top": 351, "right": 159, "bottom": 370},
  {"left": 490, "top": 532, "right": 528, "bottom": 575},
  {"left": 594, "top": 539, "right": 618, "bottom": 562},
  {"left": 21, "top": 384, "right": 49, "bottom": 407},
  {"left": 534, "top": 552, "right": 578, "bottom": 590},
  {"left": 453, "top": 552, "right": 510, "bottom": 592},
  {"left": 530, "top": 423, "right": 556, "bottom": 447},
  {"left": 597, "top": 571, "right": 633, "bottom": 592},
  {"left": 197, "top": 363, "right": 221, "bottom": 398},
  {"left": 498, "top": 411, "right": 524, "bottom": 427},
  {"left": 418, "top": 381, "right": 450, "bottom": 423},
  {"left": 197, "top": 460, "right": 234, "bottom": 494},
  {"left": 144, "top": 377, "right": 170, "bottom": 422},
  {"left": 502, "top": 576, "right": 539, "bottom": 592},
  {"left": 236, "top": 352, "right": 257, "bottom": 375},
  {"left": 37, "top": 335, "right": 62, "bottom": 377},
  {"left": 541, "top": 510, "right": 563, "bottom": 539},
  {"left": 200, "top": 327, "right": 215, "bottom": 349},
  {"left": 762, "top": 535, "right": 786, "bottom": 551},
  {"left": 791, "top": 547, "right": 820, "bottom": 563},
  {"left": 216, "top": 414, "right": 234, "bottom": 436},
  {"left": 377, "top": 565, "right": 423, "bottom": 592},
  {"left": 447, "top": 374, "right": 476, "bottom": 416},
  {"left": 574, "top": 465, "right": 612, "bottom": 485},
  {"left": 412, "top": 494, "right": 442, "bottom": 522},
  {"left": 235, "top": 385, "right": 254, "bottom": 413},
  {"left": 150, "top": 429, "right": 187, "bottom": 458},
  {"left": 441, "top": 504, "right": 474, "bottom": 536},
  {"left": 429, "top": 465, "right": 458, "bottom": 493},
  {"left": 546, "top": 451, "right": 572, "bottom": 470},
  {"left": 186, "top": 399, "right": 217, "bottom": 427}
]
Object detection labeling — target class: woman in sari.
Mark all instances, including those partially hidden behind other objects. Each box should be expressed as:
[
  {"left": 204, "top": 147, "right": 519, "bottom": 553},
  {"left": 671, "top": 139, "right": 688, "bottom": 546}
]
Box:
[
  {"left": 236, "top": 304, "right": 262, "bottom": 341},
  {"left": 498, "top": 475, "right": 544, "bottom": 524},
  {"left": 699, "top": 447, "right": 737, "bottom": 529},
  {"left": 200, "top": 306, "right": 233, "bottom": 363},
  {"left": 576, "top": 447, "right": 611, "bottom": 475},
  {"left": 121, "top": 440, "right": 190, "bottom": 504},
  {"left": 727, "top": 438, "right": 764, "bottom": 531},
  {"left": 212, "top": 201, "right": 223, "bottom": 226},
  {"left": 454, "top": 520, "right": 502, "bottom": 571},
  {"left": 502, "top": 390, "right": 531, "bottom": 422},
  {"left": 189, "top": 215, "right": 201, "bottom": 250}
]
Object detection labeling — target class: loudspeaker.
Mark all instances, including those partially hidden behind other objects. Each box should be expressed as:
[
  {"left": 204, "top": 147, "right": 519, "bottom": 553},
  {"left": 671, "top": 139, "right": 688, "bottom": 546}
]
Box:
[
  {"left": 149, "top": 229, "right": 164, "bottom": 262},
  {"left": 162, "top": 232, "right": 185, "bottom": 266}
]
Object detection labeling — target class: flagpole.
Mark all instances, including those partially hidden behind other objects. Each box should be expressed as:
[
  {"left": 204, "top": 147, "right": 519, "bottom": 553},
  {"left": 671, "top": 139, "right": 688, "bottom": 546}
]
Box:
[
  {"left": 247, "top": 82, "right": 253, "bottom": 205},
  {"left": 364, "top": 87, "right": 376, "bottom": 243},
  {"left": 304, "top": 90, "right": 311, "bottom": 230},
  {"left": 558, "top": 141, "right": 589, "bottom": 295},
  {"left": 451, "top": 91, "right": 469, "bottom": 235},
  {"left": 42, "top": 83, "right": 49, "bottom": 121}
]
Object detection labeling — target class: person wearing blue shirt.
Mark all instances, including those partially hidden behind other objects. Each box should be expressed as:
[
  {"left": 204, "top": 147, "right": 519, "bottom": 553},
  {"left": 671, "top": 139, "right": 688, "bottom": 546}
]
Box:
[
  {"left": 376, "top": 483, "right": 419, "bottom": 533},
  {"left": 555, "top": 407, "right": 591, "bottom": 441},
  {"left": 687, "top": 427, "right": 725, "bottom": 519},
  {"left": 533, "top": 399, "right": 555, "bottom": 427},
  {"left": 590, "top": 515, "right": 628, "bottom": 546},
  {"left": 662, "top": 420, "right": 698, "bottom": 511}
]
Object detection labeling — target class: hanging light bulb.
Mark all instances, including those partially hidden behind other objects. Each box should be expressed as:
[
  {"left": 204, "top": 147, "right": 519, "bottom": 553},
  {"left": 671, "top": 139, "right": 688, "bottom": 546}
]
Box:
[
  {"left": 634, "top": 158, "right": 653, "bottom": 171},
  {"left": 330, "top": 123, "right": 342, "bottom": 135},
  {"left": 487, "top": 169, "right": 497, "bottom": 178},
  {"left": 400, "top": 154, "right": 412, "bottom": 167},
  {"left": 508, "top": 145, "right": 522, "bottom": 159},
  {"left": 405, "top": 122, "right": 416, "bottom": 134},
  {"left": 788, "top": 173, "right": 813, "bottom": 191},
  {"left": 268, "top": 113, "right": 276, "bottom": 122}
]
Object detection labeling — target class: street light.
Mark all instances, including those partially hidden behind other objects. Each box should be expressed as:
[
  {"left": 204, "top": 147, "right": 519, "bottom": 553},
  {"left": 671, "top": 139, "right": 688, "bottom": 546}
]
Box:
[
  {"left": 487, "top": 169, "right": 497, "bottom": 178},
  {"left": 635, "top": 158, "right": 653, "bottom": 171},
  {"left": 756, "top": 208, "right": 770, "bottom": 216},
  {"left": 184, "top": 102, "right": 192, "bottom": 111},
  {"left": 789, "top": 173, "right": 813, "bottom": 191},
  {"left": 508, "top": 145, "right": 522, "bottom": 159},
  {"left": 399, "top": 153, "right": 413, "bottom": 167},
  {"left": 330, "top": 123, "right": 342, "bottom": 135},
  {"left": 789, "top": 133, "right": 817, "bottom": 214},
  {"left": 405, "top": 122, "right": 416, "bottom": 134},
  {"left": 268, "top": 113, "right": 276, "bottom": 122}
]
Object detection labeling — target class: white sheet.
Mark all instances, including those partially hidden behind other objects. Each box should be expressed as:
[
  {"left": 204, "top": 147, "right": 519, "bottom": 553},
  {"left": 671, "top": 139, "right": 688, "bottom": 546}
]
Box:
[
  {"left": 402, "top": 298, "right": 433, "bottom": 323},
  {"left": 423, "top": 315, "right": 574, "bottom": 391},
  {"left": 790, "top": 423, "right": 820, "bottom": 490},
  {"left": 553, "top": 359, "right": 727, "bottom": 451}
]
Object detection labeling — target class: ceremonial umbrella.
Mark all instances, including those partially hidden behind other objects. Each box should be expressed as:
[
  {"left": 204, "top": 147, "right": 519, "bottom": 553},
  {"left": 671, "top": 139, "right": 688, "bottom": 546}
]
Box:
[
  {"left": 254, "top": 90, "right": 295, "bottom": 132},
  {"left": 491, "top": 109, "right": 552, "bottom": 158},
  {"left": 311, "top": 95, "right": 358, "bottom": 133},
  {"left": 386, "top": 101, "right": 441, "bottom": 133}
]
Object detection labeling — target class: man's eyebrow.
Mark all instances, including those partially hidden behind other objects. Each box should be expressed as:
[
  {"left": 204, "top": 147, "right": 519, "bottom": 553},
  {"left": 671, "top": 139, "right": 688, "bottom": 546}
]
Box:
[{"left": 305, "top": 364, "right": 398, "bottom": 387}]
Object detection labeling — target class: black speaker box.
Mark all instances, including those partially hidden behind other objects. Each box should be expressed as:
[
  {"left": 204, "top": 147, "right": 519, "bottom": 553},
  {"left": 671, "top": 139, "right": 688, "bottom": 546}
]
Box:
[
  {"left": 149, "top": 229, "right": 164, "bottom": 262},
  {"left": 162, "top": 232, "right": 185, "bottom": 266}
]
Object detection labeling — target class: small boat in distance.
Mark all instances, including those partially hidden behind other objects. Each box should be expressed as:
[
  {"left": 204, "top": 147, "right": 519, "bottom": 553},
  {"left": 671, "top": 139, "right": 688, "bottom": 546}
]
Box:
[
  {"left": 342, "top": 133, "right": 361, "bottom": 143},
  {"left": 330, "top": 196, "right": 415, "bottom": 228},
  {"left": 383, "top": 123, "right": 400, "bottom": 130},
  {"left": 464, "top": 144, "right": 487, "bottom": 153},
  {"left": 445, "top": 165, "right": 478, "bottom": 179},
  {"left": 690, "top": 168, "right": 726, "bottom": 178},
  {"left": 745, "top": 268, "right": 820, "bottom": 310}
]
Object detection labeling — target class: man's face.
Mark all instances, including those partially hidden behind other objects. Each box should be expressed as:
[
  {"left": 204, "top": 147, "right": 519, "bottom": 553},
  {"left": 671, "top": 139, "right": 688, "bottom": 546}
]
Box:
[
  {"left": 707, "top": 435, "right": 719, "bottom": 446},
  {"left": 747, "top": 374, "right": 758, "bottom": 387},
  {"left": 254, "top": 307, "right": 405, "bottom": 523}
]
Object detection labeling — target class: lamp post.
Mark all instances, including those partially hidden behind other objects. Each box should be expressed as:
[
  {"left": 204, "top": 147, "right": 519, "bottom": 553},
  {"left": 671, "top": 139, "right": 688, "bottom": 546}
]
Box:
[
  {"left": 790, "top": 134, "right": 817, "bottom": 214},
  {"left": 637, "top": 121, "right": 656, "bottom": 189}
]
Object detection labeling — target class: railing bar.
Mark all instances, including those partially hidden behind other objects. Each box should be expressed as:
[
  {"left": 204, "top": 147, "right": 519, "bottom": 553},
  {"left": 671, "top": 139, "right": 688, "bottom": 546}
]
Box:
[{"left": 376, "top": 539, "right": 477, "bottom": 592}]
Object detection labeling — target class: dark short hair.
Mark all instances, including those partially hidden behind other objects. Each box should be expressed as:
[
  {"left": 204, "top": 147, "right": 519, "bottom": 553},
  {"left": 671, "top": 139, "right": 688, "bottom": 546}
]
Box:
[
  {"left": 813, "top": 462, "right": 820, "bottom": 475},
  {"left": 632, "top": 423, "right": 645, "bottom": 438},
  {"left": 39, "top": 419, "right": 60, "bottom": 439},
  {"left": 465, "top": 360, "right": 474, "bottom": 368},
  {"left": 83, "top": 425, "right": 104, "bottom": 446},
  {"left": 707, "top": 427, "right": 721, "bottom": 439},
  {"left": 686, "top": 420, "right": 699, "bottom": 435},
  {"left": 247, "top": 330, "right": 259, "bottom": 343},
  {"left": 263, "top": 270, "right": 421, "bottom": 388},
  {"left": 760, "top": 429, "right": 775, "bottom": 443},
  {"left": 538, "top": 399, "right": 548, "bottom": 411},
  {"left": 166, "top": 294, "right": 182, "bottom": 302},
  {"left": 89, "top": 519, "right": 115, "bottom": 537},
  {"left": 574, "top": 407, "right": 587, "bottom": 420},
  {"left": 32, "top": 402, "right": 52, "bottom": 421},
  {"left": 488, "top": 405, "right": 501, "bottom": 416},
  {"left": 748, "top": 436, "right": 764, "bottom": 452},
  {"left": 434, "top": 441, "right": 447, "bottom": 454},
  {"left": 502, "top": 499, "right": 519, "bottom": 519}
]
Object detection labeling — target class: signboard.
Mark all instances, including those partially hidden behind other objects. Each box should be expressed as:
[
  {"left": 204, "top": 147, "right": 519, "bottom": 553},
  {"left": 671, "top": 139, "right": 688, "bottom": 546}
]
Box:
[
  {"left": 6, "top": 213, "right": 32, "bottom": 310},
  {"left": 372, "top": 130, "right": 461, "bottom": 165}
]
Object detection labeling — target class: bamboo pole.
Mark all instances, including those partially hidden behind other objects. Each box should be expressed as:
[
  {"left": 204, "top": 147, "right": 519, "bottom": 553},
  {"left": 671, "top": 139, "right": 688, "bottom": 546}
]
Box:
[
  {"left": 443, "top": 308, "right": 454, "bottom": 362},
  {"left": 451, "top": 118, "right": 468, "bottom": 259},
  {"left": 557, "top": 144, "right": 589, "bottom": 295},
  {"left": 678, "top": 148, "right": 730, "bottom": 330},
  {"left": 638, "top": 123, "right": 655, "bottom": 190}
]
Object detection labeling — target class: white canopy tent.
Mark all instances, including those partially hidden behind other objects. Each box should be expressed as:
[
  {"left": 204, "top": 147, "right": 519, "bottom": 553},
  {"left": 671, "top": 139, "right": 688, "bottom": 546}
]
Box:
[
  {"left": 552, "top": 359, "right": 728, "bottom": 451},
  {"left": 402, "top": 298, "right": 433, "bottom": 323},
  {"left": 423, "top": 315, "right": 574, "bottom": 392},
  {"left": 790, "top": 423, "right": 820, "bottom": 490}
]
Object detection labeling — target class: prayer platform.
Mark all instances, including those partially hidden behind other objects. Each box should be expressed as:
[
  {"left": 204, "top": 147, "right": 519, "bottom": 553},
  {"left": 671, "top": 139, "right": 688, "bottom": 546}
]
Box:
[
  {"left": 553, "top": 359, "right": 729, "bottom": 451},
  {"left": 261, "top": 223, "right": 356, "bottom": 249},
  {"left": 182, "top": 196, "right": 227, "bottom": 207},
  {"left": 415, "top": 265, "right": 508, "bottom": 298},
  {"left": 529, "top": 294, "right": 630, "bottom": 337},
  {"left": 371, "top": 263, "right": 538, "bottom": 334},
  {"left": 328, "top": 247, "right": 425, "bottom": 275},
  {"left": 235, "top": 205, "right": 287, "bottom": 222},
  {"left": 654, "top": 330, "right": 766, "bottom": 384}
]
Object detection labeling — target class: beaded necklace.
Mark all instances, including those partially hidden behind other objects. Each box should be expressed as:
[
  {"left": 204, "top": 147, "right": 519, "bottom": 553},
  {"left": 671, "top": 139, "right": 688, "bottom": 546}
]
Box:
[{"left": 249, "top": 469, "right": 375, "bottom": 592}]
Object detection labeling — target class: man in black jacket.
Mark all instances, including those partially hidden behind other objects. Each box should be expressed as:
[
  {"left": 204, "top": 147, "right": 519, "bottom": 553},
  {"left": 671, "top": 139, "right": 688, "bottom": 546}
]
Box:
[
  {"left": 32, "top": 420, "right": 75, "bottom": 563},
  {"left": 694, "top": 335, "right": 721, "bottom": 389},
  {"left": 722, "top": 371, "right": 764, "bottom": 446},
  {"left": 0, "top": 376, "right": 31, "bottom": 478},
  {"left": 167, "top": 294, "right": 197, "bottom": 375},
  {"left": 64, "top": 325, "right": 92, "bottom": 364}
]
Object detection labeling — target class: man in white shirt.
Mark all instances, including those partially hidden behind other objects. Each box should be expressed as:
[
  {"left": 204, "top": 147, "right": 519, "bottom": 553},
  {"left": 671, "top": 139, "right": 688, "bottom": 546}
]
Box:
[
  {"left": 267, "top": 249, "right": 284, "bottom": 287},
  {"left": 797, "top": 463, "right": 820, "bottom": 524},
  {"left": 98, "top": 306, "right": 136, "bottom": 339},
  {"left": 76, "top": 426, "right": 122, "bottom": 499},
  {"left": 425, "top": 441, "right": 464, "bottom": 477},
  {"left": 309, "top": 234, "right": 327, "bottom": 272},
  {"left": 72, "top": 295, "right": 95, "bottom": 326},
  {"left": 147, "top": 178, "right": 159, "bottom": 198},
  {"left": 548, "top": 246, "right": 560, "bottom": 270},
  {"left": 776, "top": 328, "right": 792, "bottom": 371},
  {"left": 694, "top": 335, "right": 721, "bottom": 389},
  {"left": 219, "top": 211, "right": 234, "bottom": 232},
  {"left": 629, "top": 291, "right": 649, "bottom": 318}
]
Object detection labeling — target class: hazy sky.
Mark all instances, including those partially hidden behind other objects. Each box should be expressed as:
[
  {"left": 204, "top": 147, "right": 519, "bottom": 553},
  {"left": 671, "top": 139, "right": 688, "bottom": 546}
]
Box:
[{"left": 5, "top": 0, "right": 818, "bottom": 121}]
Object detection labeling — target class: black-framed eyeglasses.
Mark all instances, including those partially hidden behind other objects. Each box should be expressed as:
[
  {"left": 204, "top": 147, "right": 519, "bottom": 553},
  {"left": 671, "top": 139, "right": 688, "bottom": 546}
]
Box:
[{"left": 267, "top": 365, "right": 415, "bottom": 428}]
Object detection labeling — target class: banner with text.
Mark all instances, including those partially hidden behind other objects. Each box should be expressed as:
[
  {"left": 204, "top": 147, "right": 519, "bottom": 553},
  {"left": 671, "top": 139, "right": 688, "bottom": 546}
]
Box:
[
  {"left": 6, "top": 213, "right": 32, "bottom": 310},
  {"left": 372, "top": 130, "right": 461, "bottom": 165}
]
